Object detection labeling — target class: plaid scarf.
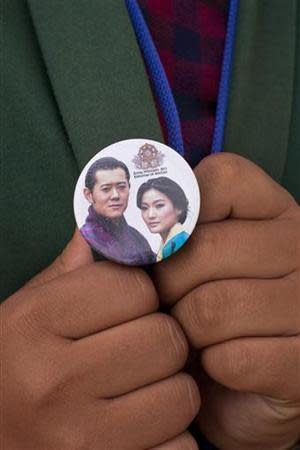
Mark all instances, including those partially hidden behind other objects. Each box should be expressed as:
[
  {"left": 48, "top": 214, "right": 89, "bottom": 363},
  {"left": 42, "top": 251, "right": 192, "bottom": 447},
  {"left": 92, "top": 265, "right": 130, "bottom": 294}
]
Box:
[{"left": 138, "top": 0, "right": 228, "bottom": 167}]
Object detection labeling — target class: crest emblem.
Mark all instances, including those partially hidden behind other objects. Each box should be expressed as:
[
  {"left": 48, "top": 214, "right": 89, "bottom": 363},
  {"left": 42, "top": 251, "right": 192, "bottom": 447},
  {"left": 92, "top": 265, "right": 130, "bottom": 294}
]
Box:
[{"left": 133, "top": 143, "right": 165, "bottom": 170}]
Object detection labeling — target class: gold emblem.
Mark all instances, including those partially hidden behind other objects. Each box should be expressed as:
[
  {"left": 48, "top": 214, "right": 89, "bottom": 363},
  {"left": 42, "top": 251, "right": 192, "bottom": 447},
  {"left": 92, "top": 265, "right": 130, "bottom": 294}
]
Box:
[{"left": 133, "top": 143, "right": 165, "bottom": 170}]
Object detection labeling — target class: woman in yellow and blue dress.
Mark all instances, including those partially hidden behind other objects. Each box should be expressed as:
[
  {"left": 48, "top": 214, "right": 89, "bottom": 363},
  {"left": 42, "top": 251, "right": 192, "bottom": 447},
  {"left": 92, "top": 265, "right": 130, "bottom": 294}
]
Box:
[{"left": 137, "top": 177, "right": 189, "bottom": 262}]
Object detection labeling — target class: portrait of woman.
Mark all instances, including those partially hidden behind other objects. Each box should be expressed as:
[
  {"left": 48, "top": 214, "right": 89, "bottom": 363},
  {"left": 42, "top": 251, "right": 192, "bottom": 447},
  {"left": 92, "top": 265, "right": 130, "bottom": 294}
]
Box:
[{"left": 137, "top": 177, "right": 190, "bottom": 262}]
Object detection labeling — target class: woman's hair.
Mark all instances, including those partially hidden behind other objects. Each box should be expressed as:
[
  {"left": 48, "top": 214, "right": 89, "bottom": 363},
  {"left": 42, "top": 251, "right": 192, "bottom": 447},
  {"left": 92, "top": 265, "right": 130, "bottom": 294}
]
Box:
[{"left": 136, "top": 177, "right": 189, "bottom": 224}]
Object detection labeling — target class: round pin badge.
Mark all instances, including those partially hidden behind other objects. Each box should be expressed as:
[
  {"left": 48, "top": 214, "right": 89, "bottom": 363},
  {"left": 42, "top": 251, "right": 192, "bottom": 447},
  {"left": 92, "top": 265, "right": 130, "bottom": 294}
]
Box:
[{"left": 73, "top": 139, "right": 200, "bottom": 266}]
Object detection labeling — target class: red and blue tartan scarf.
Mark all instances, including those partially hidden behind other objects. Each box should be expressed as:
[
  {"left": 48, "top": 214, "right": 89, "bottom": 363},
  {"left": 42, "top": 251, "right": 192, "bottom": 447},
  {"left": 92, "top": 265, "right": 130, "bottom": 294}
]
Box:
[{"left": 138, "top": 0, "right": 228, "bottom": 167}]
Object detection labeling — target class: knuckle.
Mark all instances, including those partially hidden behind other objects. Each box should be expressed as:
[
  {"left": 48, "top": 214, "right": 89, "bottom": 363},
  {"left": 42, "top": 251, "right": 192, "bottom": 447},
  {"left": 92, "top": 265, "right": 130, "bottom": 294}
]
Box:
[
  {"left": 6, "top": 350, "right": 64, "bottom": 411},
  {"left": 204, "top": 341, "right": 254, "bottom": 385},
  {"left": 187, "top": 443, "right": 199, "bottom": 450},
  {"left": 131, "top": 268, "right": 159, "bottom": 312},
  {"left": 296, "top": 275, "right": 300, "bottom": 303},
  {"left": 199, "top": 152, "right": 243, "bottom": 185},
  {"left": 194, "top": 284, "right": 222, "bottom": 332},
  {"left": 177, "top": 284, "right": 224, "bottom": 348},
  {"left": 285, "top": 219, "right": 300, "bottom": 267},
  {"left": 295, "top": 340, "right": 300, "bottom": 393},
  {"left": 91, "top": 263, "right": 159, "bottom": 313},
  {"left": 172, "top": 295, "right": 202, "bottom": 348},
  {"left": 151, "top": 433, "right": 199, "bottom": 450},
  {"left": 288, "top": 271, "right": 300, "bottom": 310},
  {"left": 45, "top": 426, "right": 89, "bottom": 450},
  {"left": 180, "top": 435, "right": 199, "bottom": 450},
  {"left": 181, "top": 441, "right": 199, "bottom": 450},
  {"left": 154, "top": 313, "right": 188, "bottom": 367},
  {"left": 186, "top": 440, "right": 199, "bottom": 450},
  {"left": 225, "top": 342, "right": 253, "bottom": 382},
  {"left": 26, "top": 357, "right": 69, "bottom": 407},
  {"left": 162, "top": 433, "right": 199, "bottom": 450},
  {"left": 172, "top": 373, "right": 201, "bottom": 420},
  {"left": 193, "top": 225, "right": 219, "bottom": 269},
  {"left": 85, "top": 261, "right": 118, "bottom": 282},
  {"left": 295, "top": 226, "right": 300, "bottom": 264},
  {"left": 3, "top": 291, "right": 49, "bottom": 341},
  {"left": 52, "top": 416, "right": 104, "bottom": 450},
  {"left": 280, "top": 198, "right": 300, "bottom": 219},
  {"left": 53, "top": 251, "right": 69, "bottom": 277},
  {"left": 2, "top": 302, "right": 71, "bottom": 416}
]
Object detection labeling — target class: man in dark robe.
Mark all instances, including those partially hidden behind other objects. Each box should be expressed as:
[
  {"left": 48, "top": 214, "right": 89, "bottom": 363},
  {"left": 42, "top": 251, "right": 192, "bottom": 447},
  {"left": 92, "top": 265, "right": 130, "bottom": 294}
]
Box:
[{"left": 81, "top": 157, "right": 155, "bottom": 265}]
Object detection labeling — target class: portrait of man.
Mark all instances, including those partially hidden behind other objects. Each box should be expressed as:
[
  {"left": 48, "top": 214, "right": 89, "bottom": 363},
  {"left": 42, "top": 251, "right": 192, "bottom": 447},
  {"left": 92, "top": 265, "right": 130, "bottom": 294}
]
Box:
[{"left": 81, "top": 157, "right": 155, "bottom": 265}]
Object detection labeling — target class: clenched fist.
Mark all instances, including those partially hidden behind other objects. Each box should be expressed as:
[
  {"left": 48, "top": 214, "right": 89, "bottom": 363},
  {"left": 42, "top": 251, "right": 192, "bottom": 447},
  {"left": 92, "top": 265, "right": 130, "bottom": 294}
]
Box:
[
  {"left": 2, "top": 231, "right": 200, "bottom": 450},
  {"left": 152, "top": 153, "right": 300, "bottom": 450}
]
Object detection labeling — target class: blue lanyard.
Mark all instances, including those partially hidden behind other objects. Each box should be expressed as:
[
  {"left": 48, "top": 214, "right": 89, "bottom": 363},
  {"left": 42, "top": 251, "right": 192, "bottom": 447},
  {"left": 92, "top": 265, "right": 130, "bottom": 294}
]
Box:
[
  {"left": 212, "top": 0, "right": 239, "bottom": 153},
  {"left": 125, "top": 0, "right": 184, "bottom": 156},
  {"left": 125, "top": 0, "right": 239, "bottom": 159}
]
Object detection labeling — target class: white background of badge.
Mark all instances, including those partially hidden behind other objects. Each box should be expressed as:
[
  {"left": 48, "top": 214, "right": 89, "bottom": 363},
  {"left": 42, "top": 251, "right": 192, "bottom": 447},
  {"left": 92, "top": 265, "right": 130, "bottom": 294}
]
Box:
[{"left": 73, "top": 139, "right": 201, "bottom": 253}]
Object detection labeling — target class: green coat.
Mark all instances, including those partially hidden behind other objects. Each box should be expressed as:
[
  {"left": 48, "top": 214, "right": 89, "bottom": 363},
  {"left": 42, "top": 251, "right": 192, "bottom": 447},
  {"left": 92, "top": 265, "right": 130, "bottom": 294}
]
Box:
[{"left": 1, "top": 0, "right": 299, "bottom": 302}]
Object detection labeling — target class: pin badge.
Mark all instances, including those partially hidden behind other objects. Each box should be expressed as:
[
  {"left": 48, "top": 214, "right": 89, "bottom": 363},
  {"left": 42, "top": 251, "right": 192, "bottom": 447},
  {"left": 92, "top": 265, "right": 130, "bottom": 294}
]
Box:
[{"left": 73, "top": 139, "right": 200, "bottom": 265}]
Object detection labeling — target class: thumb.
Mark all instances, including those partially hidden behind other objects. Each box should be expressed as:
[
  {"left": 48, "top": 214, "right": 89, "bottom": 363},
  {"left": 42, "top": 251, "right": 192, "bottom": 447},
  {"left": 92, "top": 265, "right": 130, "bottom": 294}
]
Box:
[{"left": 25, "top": 228, "right": 94, "bottom": 289}]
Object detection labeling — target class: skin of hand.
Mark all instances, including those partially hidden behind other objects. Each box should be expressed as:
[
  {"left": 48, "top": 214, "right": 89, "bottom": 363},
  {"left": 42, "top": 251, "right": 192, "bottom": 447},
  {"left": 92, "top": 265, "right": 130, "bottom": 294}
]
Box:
[
  {"left": 152, "top": 153, "right": 300, "bottom": 450},
  {"left": 2, "top": 229, "right": 201, "bottom": 450}
]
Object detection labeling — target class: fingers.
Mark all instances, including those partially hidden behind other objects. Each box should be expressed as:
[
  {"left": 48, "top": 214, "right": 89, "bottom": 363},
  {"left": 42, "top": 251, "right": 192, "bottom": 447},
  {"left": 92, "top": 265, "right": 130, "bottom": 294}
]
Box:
[
  {"left": 71, "top": 313, "right": 188, "bottom": 397},
  {"left": 152, "top": 217, "right": 299, "bottom": 304},
  {"left": 172, "top": 273, "right": 300, "bottom": 348},
  {"left": 195, "top": 153, "right": 296, "bottom": 223},
  {"left": 25, "top": 228, "right": 93, "bottom": 288},
  {"left": 196, "top": 376, "right": 300, "bottom": 450},
  {"left": 201, "top": 336, "right": 300, "bottom": 399},
  {"left": 106, "top": 373, "right": 200, "bottom": 450},
  {"left": 150, "top": 431, "right": 199, "bottom": 449},
  {"left": 14, "top": 263, "right": 158, "bottom": 339}
]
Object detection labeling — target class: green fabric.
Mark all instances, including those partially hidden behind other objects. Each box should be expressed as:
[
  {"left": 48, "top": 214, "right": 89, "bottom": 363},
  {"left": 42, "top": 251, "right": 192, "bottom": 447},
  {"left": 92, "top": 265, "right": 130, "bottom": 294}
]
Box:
[
  {"left": 282, "top": 2, "right": 300, "bottom": 201},
  {"left": 27, "top": 0, "right": 163, "bottom": 169},
  {"left": 1, "top": 0, "right": 162, "bottom": 301},
  {"left": 224, "top": 0, "right": 298, "bottom": 197},
  {"left": 1, "top": 0, "right": 299, "bottom": 302},
  {"left": 1, "top": 0, "right": 78, "bottom": 300}
]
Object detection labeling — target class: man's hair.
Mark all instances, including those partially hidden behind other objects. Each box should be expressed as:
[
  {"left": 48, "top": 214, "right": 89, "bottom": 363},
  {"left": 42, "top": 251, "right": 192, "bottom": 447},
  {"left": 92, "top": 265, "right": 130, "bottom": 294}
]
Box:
[
  {"left": 85, "top": 157, "right": 130, "bottom": 191},
  {"left": 136, "top": 177, "right": 189, "bottom": 224}
]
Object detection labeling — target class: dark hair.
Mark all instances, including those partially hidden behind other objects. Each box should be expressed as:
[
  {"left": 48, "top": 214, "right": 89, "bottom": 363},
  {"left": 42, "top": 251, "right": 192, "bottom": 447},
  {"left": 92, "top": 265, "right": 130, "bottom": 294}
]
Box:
[
  {"left": 137, "top": 177, "right": 189, "bottom": 223},
  {"left": 85, "top": 157, "right": 130, "bottom": 191}
]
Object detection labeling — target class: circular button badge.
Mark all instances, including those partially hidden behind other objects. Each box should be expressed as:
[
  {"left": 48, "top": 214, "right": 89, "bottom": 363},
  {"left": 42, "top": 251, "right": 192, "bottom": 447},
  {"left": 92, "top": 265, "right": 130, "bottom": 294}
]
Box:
[{"left": 73, "top": 139, "right": 200, "bottom": 266}]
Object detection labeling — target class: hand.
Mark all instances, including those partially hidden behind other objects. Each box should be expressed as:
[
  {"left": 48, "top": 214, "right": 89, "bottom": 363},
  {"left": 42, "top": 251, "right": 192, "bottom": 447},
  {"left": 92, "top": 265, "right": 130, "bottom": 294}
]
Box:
[
  {"left": 152, "top": 153, "right": 300, "bottom": 449},
  {"left": 2, "top": 230, "right": 200, "bottom": 450}
]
